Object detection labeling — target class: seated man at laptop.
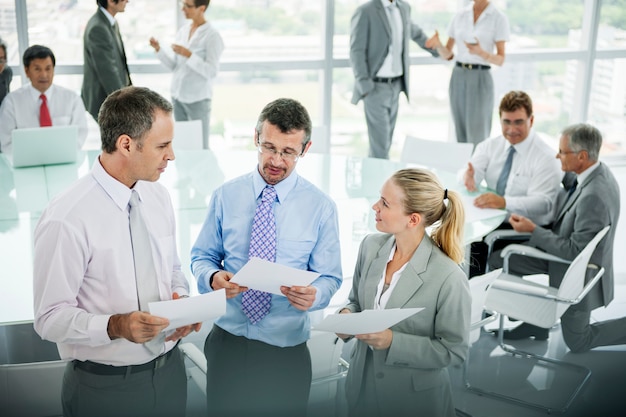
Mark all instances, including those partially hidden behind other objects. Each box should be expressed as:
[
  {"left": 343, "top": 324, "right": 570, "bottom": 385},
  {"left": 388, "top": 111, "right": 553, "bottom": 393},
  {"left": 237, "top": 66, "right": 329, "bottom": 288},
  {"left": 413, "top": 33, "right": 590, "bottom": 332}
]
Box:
[{"left": 0, "top": 44, "right": 87, "bottom": 154}]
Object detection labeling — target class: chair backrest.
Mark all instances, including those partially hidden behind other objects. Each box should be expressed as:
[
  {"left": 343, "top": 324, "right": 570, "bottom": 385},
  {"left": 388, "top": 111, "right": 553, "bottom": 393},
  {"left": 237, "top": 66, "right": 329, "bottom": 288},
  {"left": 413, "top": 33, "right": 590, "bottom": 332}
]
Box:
[
  {"left": 468, "top": 269, "right": 500, "bottom": 343},
  {"left": 400, "top": 136, "right": 474, "bottom": 173},
  {"left": 173, "top": 120, "right": 203, "bottom": 150},
  {"left": 0, "top": 360, "right": 66, "bottom": 417},
  {"left": 307, "top": 125, "right": 328, "bottom": 154},
  {"left": 557, "top": 226, "right": 610, "bottom": 306}
]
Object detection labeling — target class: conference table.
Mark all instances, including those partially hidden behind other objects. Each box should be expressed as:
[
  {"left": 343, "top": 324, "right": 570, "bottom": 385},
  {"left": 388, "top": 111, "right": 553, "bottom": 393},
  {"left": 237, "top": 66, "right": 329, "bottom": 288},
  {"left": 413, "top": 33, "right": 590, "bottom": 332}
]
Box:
[{"left": 0, "top": 149, "right": 505, "bottom": 362}]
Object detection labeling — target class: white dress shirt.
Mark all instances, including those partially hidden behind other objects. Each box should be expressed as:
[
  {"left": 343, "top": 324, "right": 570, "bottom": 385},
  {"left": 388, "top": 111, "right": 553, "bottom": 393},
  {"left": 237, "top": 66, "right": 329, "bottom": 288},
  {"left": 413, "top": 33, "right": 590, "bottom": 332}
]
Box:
[
  {"left": 374, "top": 243, "right": 408, "bottom": 310},
  {"left": 376, "top": 0, "right": 404, "bottom": 78},
  {"left": 0, "top": 83, "right": 88, "bottom": 153},
  {"left": 33, "top": 158, "right": 189, "bottom": 366},
  {"left": 469, "top": 130, "right": 562, "bottom": 225},
  {"left": 447, "top": 2, "right": 510, "bottom": 65},
  {"left": 155, "top": 21, "right": 224, "bottom": 103}
]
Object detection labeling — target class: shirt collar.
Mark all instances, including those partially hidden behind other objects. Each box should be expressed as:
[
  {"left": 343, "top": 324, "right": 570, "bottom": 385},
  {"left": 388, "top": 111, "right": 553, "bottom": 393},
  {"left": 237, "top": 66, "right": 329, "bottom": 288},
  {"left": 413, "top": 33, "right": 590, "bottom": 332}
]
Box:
[
  {"left": 252, "top": 166, "right": 298, "bottom": 204},
  {"left": 99, "top": 6, "right": 117, "bottom": 26},
  {"left": 91, "top": 155, "right": 135, "bottom": 212},
  {"left": 577, "top": 161, "right": 600, "bottom": 185},
  {"left": 506, "top": 130, "right": 536, "bottom": 155},
  {"left": 380, "top": 0, "right": 397, "bottom": 10},
  {"left": 29, "top": 83, "right": 53, "bottom": 100}
]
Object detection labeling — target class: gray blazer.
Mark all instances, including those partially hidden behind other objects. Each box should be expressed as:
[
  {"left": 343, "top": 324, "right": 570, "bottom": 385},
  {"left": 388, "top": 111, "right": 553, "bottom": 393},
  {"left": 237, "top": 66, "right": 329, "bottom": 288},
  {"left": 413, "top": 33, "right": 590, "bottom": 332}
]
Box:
[
  {"left": 349, "top": 0, "right": 437, "bottom": 105},
  {"left": 342, "top": 233, "right": 470, "bottom": 416},
  {"left": 81, "top": 8, "right": 131, "bottom": 120},
  {"left": 528, "top": 162, "right": 620, "bottom": 310}
]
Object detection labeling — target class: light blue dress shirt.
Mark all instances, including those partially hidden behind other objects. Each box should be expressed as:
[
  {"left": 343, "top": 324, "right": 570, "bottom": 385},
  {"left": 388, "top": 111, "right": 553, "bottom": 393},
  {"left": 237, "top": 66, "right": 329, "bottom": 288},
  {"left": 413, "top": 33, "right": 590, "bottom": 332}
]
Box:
[{"left": 191, "top": 167, "right": 343, "bottom": 347}]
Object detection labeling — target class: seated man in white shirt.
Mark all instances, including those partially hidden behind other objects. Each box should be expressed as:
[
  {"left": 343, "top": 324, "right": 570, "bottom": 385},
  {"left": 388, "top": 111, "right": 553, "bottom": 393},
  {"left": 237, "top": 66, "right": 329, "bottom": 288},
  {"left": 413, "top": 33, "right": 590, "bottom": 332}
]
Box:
[
  {"left": 0, "top": 44, "right": 88, "bottom": 153},
  {"left": 462, "top": 90, "right": 562, "bottom": 277}
]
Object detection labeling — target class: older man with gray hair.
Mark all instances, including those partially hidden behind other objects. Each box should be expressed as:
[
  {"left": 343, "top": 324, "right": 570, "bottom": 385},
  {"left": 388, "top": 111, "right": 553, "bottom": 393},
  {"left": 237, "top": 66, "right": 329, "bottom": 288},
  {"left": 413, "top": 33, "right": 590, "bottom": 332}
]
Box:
[{"left": 488, "top": 123, "right": 624, "bottom": 352}]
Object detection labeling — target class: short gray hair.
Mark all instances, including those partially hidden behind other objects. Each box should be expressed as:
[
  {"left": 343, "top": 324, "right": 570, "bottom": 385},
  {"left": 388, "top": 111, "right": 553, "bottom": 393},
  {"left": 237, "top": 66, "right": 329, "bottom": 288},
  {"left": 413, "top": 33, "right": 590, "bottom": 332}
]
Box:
[{"left": 561, "top": 123, "right": 602, "bottom": 162}]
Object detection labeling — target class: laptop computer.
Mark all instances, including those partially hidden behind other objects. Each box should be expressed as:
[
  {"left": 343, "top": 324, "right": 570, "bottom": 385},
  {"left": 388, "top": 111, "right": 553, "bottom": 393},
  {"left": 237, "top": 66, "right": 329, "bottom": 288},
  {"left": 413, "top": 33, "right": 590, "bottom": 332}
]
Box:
[{"left": 11, "top": 125, "right": 79, "bottom": 168}]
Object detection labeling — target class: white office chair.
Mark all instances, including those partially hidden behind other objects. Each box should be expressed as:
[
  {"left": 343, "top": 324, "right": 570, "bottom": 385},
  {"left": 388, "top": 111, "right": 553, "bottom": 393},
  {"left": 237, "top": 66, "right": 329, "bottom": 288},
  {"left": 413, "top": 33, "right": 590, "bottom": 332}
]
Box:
[
  {"left": 0, "top": 359, "right": 66, "bottom": 417},
  {"left": 465, "top": 226, "right": 610, "bottom": 414},
  {"left": 173, "top": 120, "right": 204, "bottom": 150},
  {"left": 400, "top": 136, "right": 474, "bottom": 173}
]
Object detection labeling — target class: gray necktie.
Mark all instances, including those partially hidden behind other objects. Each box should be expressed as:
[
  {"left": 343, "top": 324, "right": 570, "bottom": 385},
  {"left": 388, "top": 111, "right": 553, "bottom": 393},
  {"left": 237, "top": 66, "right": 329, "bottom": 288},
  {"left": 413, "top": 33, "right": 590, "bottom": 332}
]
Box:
[
  {"left": 129, "top": 190, "right": 164, "bottom": 355},
  {"left": 496, "top": 147, "right": 516, "bottom": 196}
]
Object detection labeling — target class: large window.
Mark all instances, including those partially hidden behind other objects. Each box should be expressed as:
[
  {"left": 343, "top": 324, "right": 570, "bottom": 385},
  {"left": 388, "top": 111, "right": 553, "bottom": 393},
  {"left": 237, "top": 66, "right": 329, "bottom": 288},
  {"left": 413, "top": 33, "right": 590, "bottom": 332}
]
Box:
[{"left": 2, "top": 0, "right": 625, "bottom": 156}]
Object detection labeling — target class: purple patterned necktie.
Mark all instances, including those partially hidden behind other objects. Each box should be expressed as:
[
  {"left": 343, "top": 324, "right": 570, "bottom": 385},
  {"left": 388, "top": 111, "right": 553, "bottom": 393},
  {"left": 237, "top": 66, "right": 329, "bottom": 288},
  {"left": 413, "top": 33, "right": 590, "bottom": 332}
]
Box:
[{"left": 242, "top": 185, "right": 277, "bottom": 324}]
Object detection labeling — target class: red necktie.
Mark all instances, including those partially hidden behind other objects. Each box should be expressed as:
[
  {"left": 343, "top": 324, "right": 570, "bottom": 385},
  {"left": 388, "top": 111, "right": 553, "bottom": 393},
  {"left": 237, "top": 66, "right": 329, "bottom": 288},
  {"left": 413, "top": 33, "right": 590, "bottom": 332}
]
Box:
[{"left": 39, "top": 94, "right": 52, "bottom": 127}]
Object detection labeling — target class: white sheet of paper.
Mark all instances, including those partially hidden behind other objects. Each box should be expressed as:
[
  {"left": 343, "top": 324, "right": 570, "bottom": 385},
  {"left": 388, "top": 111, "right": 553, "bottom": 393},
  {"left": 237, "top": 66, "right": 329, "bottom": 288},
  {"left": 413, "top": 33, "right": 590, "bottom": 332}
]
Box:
[
  {"left": 230, "top": 257, "right": 320, "bottom": 296},
  {"left": 461, "top": 194, "right": 507, "bottom": 222},
  {"left": 149, "top": 289, "right": 226, "bottom": 332},
  {"left": 313, "top": 308, "right": 424, "bottom": 335}
]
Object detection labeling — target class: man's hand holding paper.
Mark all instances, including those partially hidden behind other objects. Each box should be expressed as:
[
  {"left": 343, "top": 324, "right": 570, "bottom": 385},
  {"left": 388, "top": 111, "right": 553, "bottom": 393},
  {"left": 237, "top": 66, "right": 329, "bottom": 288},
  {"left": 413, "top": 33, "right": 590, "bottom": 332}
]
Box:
[{"left": 231, "top": 257, "right": 320, "bottom": 296}]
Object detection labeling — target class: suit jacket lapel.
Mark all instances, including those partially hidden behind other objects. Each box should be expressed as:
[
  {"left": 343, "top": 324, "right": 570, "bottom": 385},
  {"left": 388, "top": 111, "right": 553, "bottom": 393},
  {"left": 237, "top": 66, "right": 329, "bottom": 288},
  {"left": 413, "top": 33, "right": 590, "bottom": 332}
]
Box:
[
  {"left": 363, "top": 236, "right": 395, "bottom": 310},
  {"left": 385, "top": 236, "right": 431, "bottom": 309},
  {"left": 375, "top": 1, "right": 392, "bottom": 39},
  {"left": 555, "top": 164, "right": 603, "bottom": 224}
]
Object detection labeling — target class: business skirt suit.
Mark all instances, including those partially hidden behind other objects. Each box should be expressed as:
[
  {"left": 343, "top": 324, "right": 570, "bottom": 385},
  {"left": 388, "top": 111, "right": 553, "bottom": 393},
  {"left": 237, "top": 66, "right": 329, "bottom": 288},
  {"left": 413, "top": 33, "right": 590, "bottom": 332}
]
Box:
[{"left": 342, "top": 233, "right": 470, "bottom": 417}]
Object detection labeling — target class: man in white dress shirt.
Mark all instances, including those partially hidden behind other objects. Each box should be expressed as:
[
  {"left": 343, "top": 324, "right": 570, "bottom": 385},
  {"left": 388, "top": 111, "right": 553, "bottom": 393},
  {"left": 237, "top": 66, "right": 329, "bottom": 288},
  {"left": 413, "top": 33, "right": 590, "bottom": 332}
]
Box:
[
  {"left": 33, "top": 87, "right": 199, "bottom": 417},
  {"left": 0, "top": 45, "right": 88, "bottom": 154},
  {"left": 462, "top": 90, "right": 562, "bottom": 276}
]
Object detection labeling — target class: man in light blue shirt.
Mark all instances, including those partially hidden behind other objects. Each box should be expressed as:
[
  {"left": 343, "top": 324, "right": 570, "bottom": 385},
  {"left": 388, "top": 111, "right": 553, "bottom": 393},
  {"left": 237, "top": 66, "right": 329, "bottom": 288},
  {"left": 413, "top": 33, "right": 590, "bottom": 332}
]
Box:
[{"left": 191, "top": 97, "right": 342, "bottom": 417}]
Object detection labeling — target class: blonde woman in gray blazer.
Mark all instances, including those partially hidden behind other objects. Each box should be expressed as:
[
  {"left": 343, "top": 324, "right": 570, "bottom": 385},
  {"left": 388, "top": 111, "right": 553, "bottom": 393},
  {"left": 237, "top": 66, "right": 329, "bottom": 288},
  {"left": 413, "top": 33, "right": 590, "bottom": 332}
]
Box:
[{"left": 338, "top": 168, "right": 470, "bottom": 417}]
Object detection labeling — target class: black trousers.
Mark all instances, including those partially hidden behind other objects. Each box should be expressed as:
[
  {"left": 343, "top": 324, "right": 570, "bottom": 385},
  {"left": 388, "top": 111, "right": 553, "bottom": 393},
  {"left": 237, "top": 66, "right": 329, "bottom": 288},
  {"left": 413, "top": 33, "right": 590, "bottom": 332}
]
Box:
[
  {"left": 204, "top": 324, "right": 312, "bottom": 417},
  {"left": 469, "top": 222, "right": 514, "bottom": 278},
  {"left": 62, "top": 347, "right": 187, "bottom": 417}
]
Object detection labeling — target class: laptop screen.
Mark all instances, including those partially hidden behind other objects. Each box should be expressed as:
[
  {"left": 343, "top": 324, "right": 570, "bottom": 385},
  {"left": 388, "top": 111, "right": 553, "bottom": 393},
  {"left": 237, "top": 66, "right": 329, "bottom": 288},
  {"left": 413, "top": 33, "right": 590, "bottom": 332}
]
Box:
[{"left": 11, "top": 125, "right": 79, "bottom": 168}]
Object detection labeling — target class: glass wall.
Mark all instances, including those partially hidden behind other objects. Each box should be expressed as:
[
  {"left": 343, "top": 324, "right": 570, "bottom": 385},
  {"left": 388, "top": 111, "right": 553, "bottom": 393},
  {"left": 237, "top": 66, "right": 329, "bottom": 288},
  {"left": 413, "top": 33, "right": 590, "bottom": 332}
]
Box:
[{"left": 1, "top": 0, "right": 625, "bottom": 156}]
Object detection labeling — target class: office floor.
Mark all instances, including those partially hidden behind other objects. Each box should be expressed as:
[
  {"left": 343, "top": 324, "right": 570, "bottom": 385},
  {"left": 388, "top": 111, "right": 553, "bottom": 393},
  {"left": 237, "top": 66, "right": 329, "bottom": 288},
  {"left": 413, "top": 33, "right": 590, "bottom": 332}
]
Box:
[{"left": 450, "top": 273, "right": 626, "bottom": 417}]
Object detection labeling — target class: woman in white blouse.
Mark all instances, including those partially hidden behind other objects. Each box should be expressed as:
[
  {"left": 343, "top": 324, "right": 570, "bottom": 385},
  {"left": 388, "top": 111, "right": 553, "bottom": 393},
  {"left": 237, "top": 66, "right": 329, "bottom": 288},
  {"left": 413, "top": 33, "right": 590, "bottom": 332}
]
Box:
[
  {"left": 428, "top": 0, "right": 510, "bottom": 145},
  {"left": 337, "top": 168, "right": 471, "bottom": 417},
  {"left": 150, "top": 0, "right": 224, "bottom": 149}
]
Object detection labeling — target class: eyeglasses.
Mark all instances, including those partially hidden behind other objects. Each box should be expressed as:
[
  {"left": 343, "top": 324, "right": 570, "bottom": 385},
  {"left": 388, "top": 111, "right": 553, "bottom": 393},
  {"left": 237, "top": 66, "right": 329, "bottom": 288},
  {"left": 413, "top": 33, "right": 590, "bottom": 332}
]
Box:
[
  {"left": 501, "top": 119, "right": 529, "bottom": 127},
  {"left": 257, "top": 141, "right": 302, "bottom": 162},
  {"left": 558, "top": 149, "right": 583, "bottom": 155},
  {"left": 181, "top": 2, "right": 196, "bottom": 8}
]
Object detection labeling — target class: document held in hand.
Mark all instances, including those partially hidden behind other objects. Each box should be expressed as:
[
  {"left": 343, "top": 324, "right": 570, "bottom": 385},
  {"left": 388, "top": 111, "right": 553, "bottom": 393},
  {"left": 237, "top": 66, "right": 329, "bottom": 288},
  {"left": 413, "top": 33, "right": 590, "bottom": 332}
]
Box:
[
  {"left": 149, "top": 289, "right": 226, "bottom": 332},
  {"left": 313, "top": 308, "right": 424, "bottom": 335},
  {"left": 230, "top": 257, "right": 320, "bottom": 295}
]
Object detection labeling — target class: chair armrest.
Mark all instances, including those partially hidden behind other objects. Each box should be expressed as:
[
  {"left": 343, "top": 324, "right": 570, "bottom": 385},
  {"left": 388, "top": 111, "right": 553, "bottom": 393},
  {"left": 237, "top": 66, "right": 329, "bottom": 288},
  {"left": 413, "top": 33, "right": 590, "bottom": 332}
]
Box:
[
  {"left": 569, "top": 265, "right": 605, "bottom": 304},
  {"left": 179, "top": 342, "right": 207, "bottom": 374},
  {"left": 501, "top": 244, "right": 571, "bottom": 273},
  {"left": 484, "top": 230, "right": 531, "bottom": 247},
  {"left": 470, "top": 311, "right": 499, "bottom": 331}
]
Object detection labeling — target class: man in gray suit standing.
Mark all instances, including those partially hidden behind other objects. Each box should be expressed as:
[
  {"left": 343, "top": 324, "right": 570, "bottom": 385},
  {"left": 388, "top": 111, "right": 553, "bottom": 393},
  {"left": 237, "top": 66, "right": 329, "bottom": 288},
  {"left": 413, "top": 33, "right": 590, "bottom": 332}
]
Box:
[
  {"left": 489, "top": 123, "right": 625, "bottom": 353},
  {"left": 82, "top": 0, "right": 132, "bottom": 121},
  {"left": 349, "top": 0, "right": 448, "bottom": 159}
]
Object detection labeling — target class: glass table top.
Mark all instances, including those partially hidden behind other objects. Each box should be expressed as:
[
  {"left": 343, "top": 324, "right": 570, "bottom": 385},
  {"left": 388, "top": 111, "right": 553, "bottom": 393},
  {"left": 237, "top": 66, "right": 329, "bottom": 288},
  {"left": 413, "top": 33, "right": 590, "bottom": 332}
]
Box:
[{"left": 0, "top": 150, "right": 506, "bottom": 324}]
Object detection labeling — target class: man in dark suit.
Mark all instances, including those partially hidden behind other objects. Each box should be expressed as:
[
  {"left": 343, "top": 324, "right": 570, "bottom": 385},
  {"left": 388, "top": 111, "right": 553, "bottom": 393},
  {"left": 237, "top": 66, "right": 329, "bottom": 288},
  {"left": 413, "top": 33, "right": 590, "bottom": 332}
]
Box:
[
  {"left": 489, "top": 123, "right": 625, "bottom": 353},
  {"left": 82, "top": 0, "right": 132, "bottom": 121},
  {"left": 349, "top": 0, "right": 447, "bottom": 159}
]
